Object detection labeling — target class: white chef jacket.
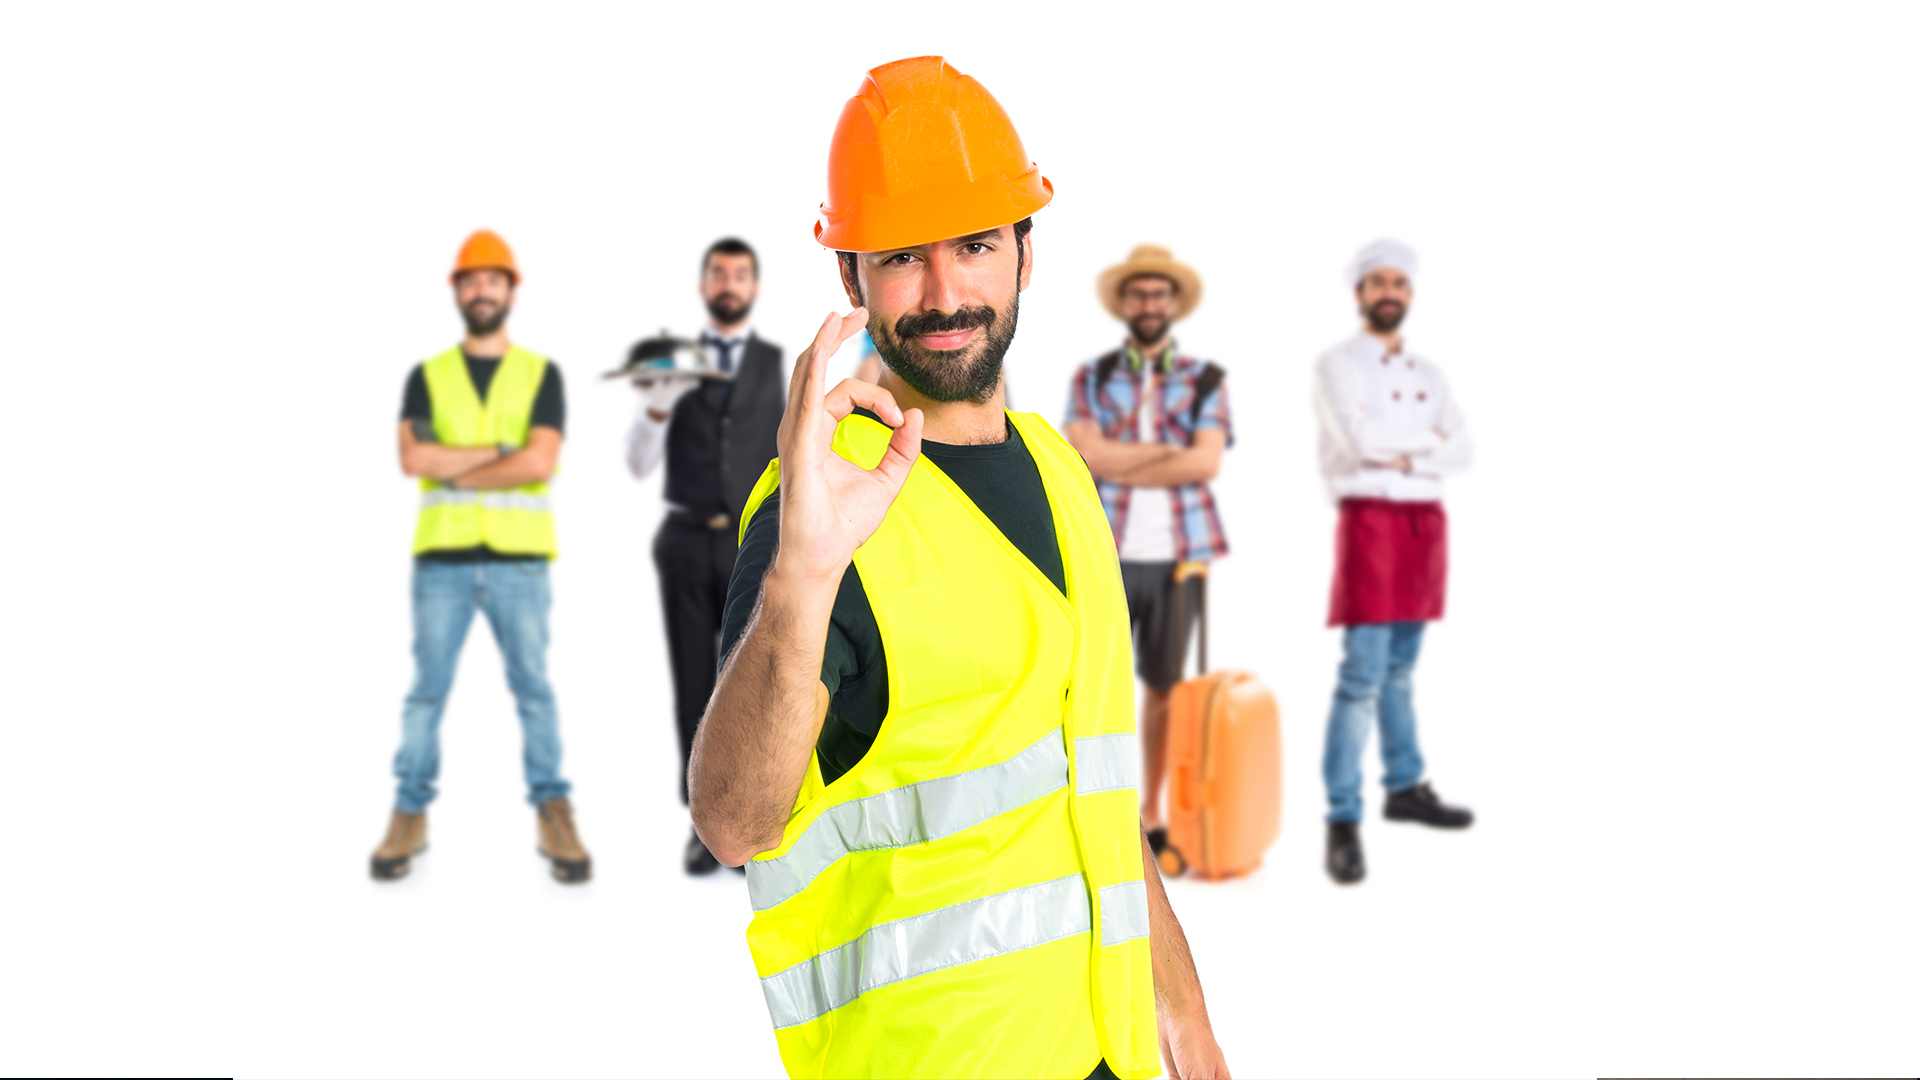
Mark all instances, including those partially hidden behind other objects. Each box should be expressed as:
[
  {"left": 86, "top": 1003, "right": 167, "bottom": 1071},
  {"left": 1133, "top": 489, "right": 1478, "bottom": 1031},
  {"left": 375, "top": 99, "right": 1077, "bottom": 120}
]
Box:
[
  {"left": 625, "top": 326, "right": 755, "bottom": 480},
  {"left": 1313, "top": 331, "right": 1473, "bottom": 503}
]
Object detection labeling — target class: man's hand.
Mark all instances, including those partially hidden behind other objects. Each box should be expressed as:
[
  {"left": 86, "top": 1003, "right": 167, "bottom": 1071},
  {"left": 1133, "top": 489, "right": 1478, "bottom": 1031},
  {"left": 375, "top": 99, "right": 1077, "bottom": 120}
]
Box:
[
  {"left": 642, "top": 372, "right": 701, "bottom": 420},
  {"left": 1385, "top": 454, "right": 1412, "bottom": 473},
  {"left": 773, "top": 308, "right": 923, "bottom": 586}
]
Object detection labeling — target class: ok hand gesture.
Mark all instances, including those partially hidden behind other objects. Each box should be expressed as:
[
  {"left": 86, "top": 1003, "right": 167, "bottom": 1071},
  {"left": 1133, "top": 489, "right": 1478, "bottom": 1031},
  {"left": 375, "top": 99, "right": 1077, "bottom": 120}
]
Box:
[{"left": 773, "top": 308, "right": 924, "bottom": 586}]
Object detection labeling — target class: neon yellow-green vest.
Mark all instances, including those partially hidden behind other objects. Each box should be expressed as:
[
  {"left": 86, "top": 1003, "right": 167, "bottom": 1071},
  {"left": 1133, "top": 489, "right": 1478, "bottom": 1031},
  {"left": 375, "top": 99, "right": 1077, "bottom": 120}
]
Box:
[
  {"left": 411, "top": 345, "right": 558, "bottom": 558},
  {"left": 737, "top": 410, "right": 1158, "bottom": 1080}
]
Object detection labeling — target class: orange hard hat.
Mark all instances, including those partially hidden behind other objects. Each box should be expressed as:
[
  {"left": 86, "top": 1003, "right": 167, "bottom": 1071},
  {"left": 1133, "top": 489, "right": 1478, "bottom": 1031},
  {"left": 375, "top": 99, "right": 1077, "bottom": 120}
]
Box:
[
  {"left": 815, "top": 57, "right": 1053, "bottom": 253},
  {"left": 450, "top": 229, "right": 519, "bottom": 285}
]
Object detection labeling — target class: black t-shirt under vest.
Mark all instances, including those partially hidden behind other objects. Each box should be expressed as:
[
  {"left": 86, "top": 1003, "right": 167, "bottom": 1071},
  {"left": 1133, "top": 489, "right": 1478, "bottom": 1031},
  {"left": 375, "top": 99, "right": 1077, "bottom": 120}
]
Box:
[{"left": 719, "top": 415, "right": 1069, "bottom": 785}]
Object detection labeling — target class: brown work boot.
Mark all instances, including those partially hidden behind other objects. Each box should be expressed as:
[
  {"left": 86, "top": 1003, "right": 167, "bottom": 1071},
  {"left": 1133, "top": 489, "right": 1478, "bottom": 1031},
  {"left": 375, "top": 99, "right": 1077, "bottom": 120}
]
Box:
[
  {"left": 370, "top": 810, "right": 427, "bottom": 881},
  {"left": 537, "top": 797, "right": 591, "bottom": 883}
]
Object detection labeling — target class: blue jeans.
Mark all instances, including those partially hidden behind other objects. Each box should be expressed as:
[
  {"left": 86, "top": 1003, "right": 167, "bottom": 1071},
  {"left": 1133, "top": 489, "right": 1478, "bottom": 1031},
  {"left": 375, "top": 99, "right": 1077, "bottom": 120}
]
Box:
[
  {"left": 393, "top": 560, "right": 570, "bottom": 813},
  {"left": 1323, "top": 621, "right": 1427, "bottom": 823}
]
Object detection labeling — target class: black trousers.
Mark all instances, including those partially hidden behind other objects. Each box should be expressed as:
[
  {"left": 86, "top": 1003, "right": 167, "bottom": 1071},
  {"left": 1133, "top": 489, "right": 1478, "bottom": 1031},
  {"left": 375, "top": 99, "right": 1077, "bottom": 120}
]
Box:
[{"left": 652, "top": 519, "right": 738, "bottom": 804}]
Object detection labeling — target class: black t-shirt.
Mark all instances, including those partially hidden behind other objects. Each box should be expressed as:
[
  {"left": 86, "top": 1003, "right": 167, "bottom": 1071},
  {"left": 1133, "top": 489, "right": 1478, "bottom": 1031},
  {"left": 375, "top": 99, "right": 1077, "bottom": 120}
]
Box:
[
  {"left": 401, "top": 351, "right": 566, "bottom": 562},
  {"left": 718, "top": 416, "right": 1066, "bottom": 785}
]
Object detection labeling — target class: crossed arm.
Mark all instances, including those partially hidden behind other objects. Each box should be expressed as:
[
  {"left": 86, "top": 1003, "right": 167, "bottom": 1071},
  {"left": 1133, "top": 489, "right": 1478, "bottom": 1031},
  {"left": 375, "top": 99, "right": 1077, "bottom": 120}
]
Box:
[
  {"left": 1065, "top": 420, "right": 1226, "bottom": 487},
  {"left": 397, "top": 421, "right": 562, "bottom": 488}
]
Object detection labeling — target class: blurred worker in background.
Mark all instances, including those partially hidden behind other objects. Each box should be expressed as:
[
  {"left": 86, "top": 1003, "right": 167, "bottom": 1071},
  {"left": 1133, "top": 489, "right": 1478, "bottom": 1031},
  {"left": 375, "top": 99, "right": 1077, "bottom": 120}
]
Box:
[
  {"left": 1313, "top": 238, "right": 1476, "bottom": 886},
  {"left": 1065, "top": 245, "right": 1231, "bottom": 869},
  {"left": 625, "top": 238, "right": 785, "bottom": 875},
  {"left": 373, "top": 230, "right": 590, "bottom": 884},
  {"left": 691, "top": 57, "right": 1227, "bottom": 1080}
]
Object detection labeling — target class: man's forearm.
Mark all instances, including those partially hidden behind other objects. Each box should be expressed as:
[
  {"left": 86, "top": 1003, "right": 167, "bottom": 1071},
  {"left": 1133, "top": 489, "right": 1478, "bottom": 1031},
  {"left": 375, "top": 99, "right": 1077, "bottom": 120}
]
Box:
[
  {"left": 451, "top": 448, "right": 555, "bottom": 489},
  {"left": 405, "top": 444, "right": 501, "bottom": 481},
  {"left": 1080, "top": 439, "right": 1178, "bottom": 481},
  {"left": 1113, "top": 446, "right": 1221, "bottom": 487},
  {"left": 690, "top": 564, "right": 840, "bottom": 864},
  {"left": 1142, "top": 830, "right": 1211, "bottom": 1030}
]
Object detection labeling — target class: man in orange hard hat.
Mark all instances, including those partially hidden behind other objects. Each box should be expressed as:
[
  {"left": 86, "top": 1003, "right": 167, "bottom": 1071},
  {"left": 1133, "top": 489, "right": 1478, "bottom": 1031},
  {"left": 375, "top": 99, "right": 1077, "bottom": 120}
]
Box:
[
  {"left": 371, "top": 230, "right": 592, "bottom": 885},
  {"left": 1065, "top": 245, "right": 1231, "bottom": 876},
  {"left": 689, "top": 58, "right": 1229, "bottom": 1080}
]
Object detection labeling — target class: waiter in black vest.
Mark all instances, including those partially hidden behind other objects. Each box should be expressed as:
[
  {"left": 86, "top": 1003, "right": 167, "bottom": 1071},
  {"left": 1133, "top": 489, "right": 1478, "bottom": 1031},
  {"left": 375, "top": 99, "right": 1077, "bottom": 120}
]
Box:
[{"left": 624, "top": 237, "right": 786, "bottom": 874}]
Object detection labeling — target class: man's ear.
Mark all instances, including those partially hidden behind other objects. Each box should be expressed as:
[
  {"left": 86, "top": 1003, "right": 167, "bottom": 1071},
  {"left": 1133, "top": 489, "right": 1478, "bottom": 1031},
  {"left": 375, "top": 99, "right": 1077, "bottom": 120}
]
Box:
[
  {"left": 839, "top": 255, "right": 864, "bottom": 308},
  {"left": 1017, "top": 231, "right": 1036, "bottom": 293}
]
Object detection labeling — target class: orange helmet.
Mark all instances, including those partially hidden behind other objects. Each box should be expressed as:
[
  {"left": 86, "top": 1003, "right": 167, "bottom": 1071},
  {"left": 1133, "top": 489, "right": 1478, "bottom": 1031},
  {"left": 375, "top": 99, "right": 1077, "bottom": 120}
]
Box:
[
  {"left": 450, "top": 229, "right": 519, "bottom": 285},
  {"left": 815, "top": 57, "right": 1053, "bottom": 253}
]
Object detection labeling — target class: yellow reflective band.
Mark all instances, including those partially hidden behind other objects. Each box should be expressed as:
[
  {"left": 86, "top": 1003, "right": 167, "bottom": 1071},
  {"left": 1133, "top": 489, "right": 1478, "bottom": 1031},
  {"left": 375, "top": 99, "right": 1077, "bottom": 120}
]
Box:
[
  {"left": 746, "top": 728, "right": 1069, "bottom": 912},
  {"left": 758, "top": 873, "right": 1091, "bottom": 1030},
  {"left": 1074, "top": 732, "right": 1139, "bottom": 795}
]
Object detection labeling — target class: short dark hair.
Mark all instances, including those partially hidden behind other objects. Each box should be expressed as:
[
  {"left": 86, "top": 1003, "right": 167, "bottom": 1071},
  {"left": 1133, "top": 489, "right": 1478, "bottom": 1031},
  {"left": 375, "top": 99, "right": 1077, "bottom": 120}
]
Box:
[
  {"left": 838, "top": 217, "right": 1033, "bottom": 305},
  {"left": 704, "top": 237, "right": 758, "bottom": 278}
]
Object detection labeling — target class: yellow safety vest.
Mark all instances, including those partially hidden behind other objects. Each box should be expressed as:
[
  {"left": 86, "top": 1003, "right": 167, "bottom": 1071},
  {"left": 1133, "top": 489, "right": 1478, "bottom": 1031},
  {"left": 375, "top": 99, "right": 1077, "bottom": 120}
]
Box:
[
  {"left": 410, "top": 345, "right": 558, "bottom": 558},
  {"left": 737, "top": 411, "right": 1158, "bottom": 1080}
]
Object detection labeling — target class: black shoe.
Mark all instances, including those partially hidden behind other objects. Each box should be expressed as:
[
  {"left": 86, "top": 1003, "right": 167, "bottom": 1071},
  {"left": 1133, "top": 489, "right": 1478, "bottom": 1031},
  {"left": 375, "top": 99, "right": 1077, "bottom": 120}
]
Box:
[
  {"left": 1384, "top": 781, "right": 1474, "bottom": 828},
  {"left": 1326, "top": 822, "right": 1365, "bottom": 884},
  {"left": 684, "top": 828, "right": 722, "bottom": 875}
]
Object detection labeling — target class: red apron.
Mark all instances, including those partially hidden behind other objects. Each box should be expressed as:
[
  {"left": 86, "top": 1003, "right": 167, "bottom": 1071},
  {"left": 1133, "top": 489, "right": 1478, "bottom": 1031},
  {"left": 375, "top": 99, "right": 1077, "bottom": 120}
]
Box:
[{"left": 1327, "top": 498, "right": 1448, "bottom": 626}]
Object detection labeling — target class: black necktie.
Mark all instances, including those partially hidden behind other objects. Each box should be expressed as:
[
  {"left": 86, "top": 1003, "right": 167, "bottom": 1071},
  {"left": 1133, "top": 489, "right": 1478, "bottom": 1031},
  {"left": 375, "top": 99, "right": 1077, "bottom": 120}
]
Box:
[{"left": 703, "top": 333, "right": 737, "bottom": 374}]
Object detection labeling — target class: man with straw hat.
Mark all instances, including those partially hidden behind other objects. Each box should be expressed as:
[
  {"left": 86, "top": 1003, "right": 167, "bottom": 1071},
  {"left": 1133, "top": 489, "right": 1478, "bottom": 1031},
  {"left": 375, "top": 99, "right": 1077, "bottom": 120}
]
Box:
[{"left": 1065, "top": 244, "right": 1232, "bottom": 870}]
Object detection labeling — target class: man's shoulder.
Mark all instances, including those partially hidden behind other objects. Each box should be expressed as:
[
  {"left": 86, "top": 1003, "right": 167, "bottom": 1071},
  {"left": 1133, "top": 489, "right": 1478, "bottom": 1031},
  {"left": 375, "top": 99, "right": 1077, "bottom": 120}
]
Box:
[
  {"left": 746, "top": 334, "right": 783, "bottom": 360},
  {"left": 1072, "top": 349, "right": 1123, "bottom": 378},
  {"left": 1170, "top": 353, "right": 1221, "bottom": 378}
]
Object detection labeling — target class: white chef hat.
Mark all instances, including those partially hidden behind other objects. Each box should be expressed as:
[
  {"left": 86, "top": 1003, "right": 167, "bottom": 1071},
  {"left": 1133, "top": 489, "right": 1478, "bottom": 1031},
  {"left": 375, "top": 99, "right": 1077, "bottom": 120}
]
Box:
[{"left": 1345, "top": 238, "right": 1419, "bottom": 288}]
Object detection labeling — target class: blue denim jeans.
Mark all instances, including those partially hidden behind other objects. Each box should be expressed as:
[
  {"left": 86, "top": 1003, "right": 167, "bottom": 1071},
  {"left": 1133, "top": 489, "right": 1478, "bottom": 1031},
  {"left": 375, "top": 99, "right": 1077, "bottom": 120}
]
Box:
[
  {"left": 1323, "top": 621, "right": 1427, "bottom": 823},
  {"left": 393, "top": 560, "right": 570, "bottom": 813}
]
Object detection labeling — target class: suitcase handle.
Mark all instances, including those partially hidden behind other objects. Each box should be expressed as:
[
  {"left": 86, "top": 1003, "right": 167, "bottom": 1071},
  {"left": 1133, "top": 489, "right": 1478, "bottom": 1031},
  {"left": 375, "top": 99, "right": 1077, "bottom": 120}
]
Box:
[
  {"left": 1173, "top": 763, "right": 1211, "bottom": 812},
  {"left": 1172, "top": 561, "right": 1208, "bottom": 676}
]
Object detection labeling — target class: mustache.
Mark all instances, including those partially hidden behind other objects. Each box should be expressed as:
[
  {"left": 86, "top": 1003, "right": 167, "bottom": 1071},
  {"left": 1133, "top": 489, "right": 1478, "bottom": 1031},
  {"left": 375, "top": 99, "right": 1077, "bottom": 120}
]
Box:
[{"left": 894, "top": 305, "right": 996, "bottom": 343}]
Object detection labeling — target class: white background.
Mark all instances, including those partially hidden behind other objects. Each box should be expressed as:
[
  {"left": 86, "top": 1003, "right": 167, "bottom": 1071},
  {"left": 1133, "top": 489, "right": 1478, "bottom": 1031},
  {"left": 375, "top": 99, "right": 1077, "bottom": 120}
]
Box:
[{"left": 3, "top": 2, "right": 1916, "bottom": 1077}]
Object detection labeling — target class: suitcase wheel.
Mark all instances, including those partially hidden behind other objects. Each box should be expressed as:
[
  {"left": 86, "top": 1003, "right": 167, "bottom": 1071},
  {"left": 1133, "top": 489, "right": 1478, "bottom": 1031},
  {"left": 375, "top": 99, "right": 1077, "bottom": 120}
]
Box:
[{"left": 1157, "top": 844, "right": 1187, "bottom": 878}]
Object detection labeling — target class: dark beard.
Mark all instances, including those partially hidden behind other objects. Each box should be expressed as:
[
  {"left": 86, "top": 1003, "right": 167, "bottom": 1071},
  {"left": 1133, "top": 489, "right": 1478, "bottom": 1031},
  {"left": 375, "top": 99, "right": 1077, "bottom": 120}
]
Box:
[
  {"left": 870, "top": 292, "right": 1018, "bottom": 404},
  {"left": 706, "top": 295, "right": 752, "bottom": 325},
  {"left": 461, "top": 302, "right": 511, "bottom": 337},
  {"left": 1128, "top": 313, "right": 1170, "bottom": 347},
  {"left": 1362, "top": 299, "right": 1405, "bottom": 333}
]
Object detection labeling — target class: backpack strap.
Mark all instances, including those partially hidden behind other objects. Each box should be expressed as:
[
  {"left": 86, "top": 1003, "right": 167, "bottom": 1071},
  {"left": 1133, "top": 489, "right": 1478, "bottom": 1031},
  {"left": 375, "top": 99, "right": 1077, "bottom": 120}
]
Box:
[
  {"left": 1094, "top": 349, "right": 1123, "bottom": 389},
  {"left": 1189, "top": 362, "right": 1225, "bottom": 427}
]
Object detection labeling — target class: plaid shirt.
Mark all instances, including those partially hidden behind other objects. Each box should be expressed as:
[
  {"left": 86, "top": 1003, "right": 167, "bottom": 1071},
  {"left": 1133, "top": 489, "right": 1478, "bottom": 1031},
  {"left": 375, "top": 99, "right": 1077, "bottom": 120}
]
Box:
[{"left": 1065, "top": 344, "right": 1232, "bottom": 562}]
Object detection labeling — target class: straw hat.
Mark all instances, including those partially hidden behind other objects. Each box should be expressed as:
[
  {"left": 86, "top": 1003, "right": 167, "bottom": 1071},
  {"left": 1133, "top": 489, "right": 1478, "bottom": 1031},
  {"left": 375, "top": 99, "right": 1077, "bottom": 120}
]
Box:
[{"left": 1098, "top": 244, "right": 1203, "bottom": 321}]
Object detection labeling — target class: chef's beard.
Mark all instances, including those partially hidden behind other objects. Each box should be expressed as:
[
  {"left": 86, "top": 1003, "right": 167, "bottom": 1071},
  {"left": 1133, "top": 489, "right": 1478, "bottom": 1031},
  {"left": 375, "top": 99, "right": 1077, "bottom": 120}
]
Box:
[
  {"left": 1363, "top": 299, "right": 1406, "bottom": 333},
  {"left": 869, "top": 291, "right": 1019, "bottom": 403}
]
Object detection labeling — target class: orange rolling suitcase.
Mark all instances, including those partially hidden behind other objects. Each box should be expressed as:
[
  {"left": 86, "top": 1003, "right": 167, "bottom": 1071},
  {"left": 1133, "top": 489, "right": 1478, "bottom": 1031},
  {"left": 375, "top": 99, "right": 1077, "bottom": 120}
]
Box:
[{"left": 1160, "top": 564, "right": 1282, "bottom": 880}]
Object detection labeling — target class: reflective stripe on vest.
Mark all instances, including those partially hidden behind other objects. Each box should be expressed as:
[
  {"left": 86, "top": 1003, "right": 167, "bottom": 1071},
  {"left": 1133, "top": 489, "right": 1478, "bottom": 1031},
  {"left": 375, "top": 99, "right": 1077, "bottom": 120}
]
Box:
[
  {"left": 1074, "top": 732, "right": 1140, "bottom": 795},
  {"left": 760, "top": 872, "right": 1091, "bottom": 1030},
  {"left": 410, "top": 345, "right": 558, "bottom": 558},
  {"left": 738, "top": 411, "right": 1159, "bottom": 1080},
  {"left": 418, "top": 489, "right": 553, "bottom": 512},
  {"left": 746, "top": 727, "right": 1070, "bottom": 912}
]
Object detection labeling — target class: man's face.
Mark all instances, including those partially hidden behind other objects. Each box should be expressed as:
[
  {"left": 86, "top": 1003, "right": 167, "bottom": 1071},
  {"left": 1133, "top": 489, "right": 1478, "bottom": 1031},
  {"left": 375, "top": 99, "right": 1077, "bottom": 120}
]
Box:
[
  {"left": 1356, "top": 267, "right": 1412, "bottom": 333},
  {"left": 701, "top": 252, "right": 759, "bottom": 326},
  {"left": 454, "top": 269, "right": 515, "bottom": 336},
  {"left": 843, "top": 225, "right": 1031, "bottom": 403},
  {"left": 1120, "top": 275, "right": 1180, "bottom": 347}
]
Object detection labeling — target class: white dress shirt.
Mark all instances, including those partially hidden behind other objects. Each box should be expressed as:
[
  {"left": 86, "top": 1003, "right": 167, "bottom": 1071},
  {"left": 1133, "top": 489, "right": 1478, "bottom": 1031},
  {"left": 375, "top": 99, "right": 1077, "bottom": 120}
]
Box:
[
  {"left": 625, "top": 326, "right": 754, "bottom": 481},
  {"left": 1313, "top": 331, "right": 1473, "bottom": 503}
]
